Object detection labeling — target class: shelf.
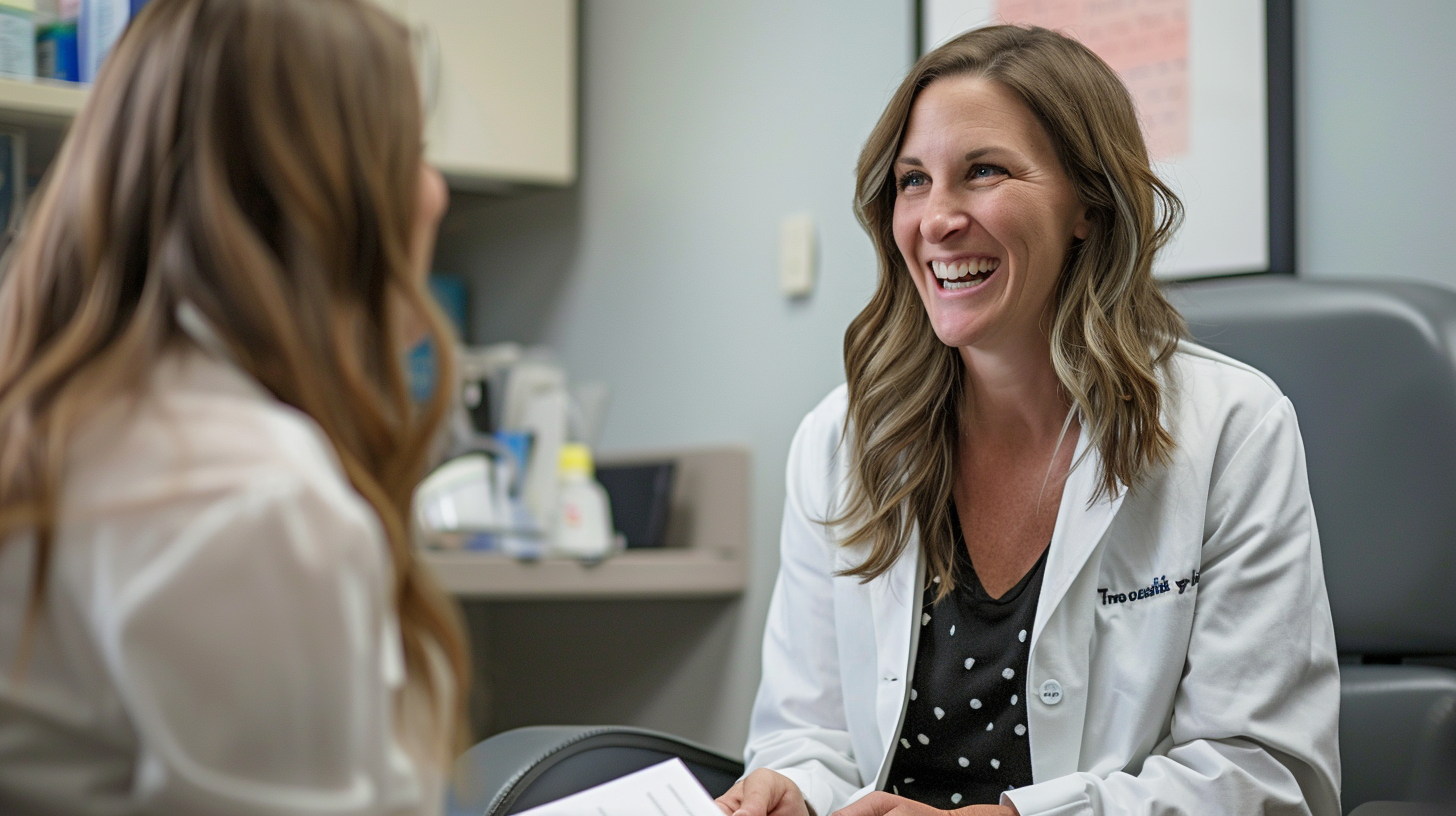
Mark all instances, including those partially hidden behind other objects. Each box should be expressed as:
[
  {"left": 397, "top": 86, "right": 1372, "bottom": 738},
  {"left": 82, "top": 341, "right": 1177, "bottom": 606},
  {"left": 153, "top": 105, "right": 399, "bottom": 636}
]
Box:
[
  {"left": 425, "top": 548, "right": 745, "bottom": 600},
  {"left": 0, "top": 77, "right": 87, "bottom": 127},
  {"left": 426, "top": 444, "right": 751, "bottom": 601}
]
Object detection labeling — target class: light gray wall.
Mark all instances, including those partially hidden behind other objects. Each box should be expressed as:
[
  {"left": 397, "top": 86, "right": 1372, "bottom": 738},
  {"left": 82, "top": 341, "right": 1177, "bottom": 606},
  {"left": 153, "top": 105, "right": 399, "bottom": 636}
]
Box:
[
  {"left": 1297, "top": 0, "right": 1456, "bottom": 285},
  {"left": 433, "top": 1, "right": 913, "bottom": 755}
]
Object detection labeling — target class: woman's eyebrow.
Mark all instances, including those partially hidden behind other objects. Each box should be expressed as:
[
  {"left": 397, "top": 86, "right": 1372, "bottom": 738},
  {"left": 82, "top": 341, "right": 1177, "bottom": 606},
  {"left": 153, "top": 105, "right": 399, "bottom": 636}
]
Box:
[
  {"left": 965, "top": 146, "right": 1008, "bottom": 162},
  {"left": 896, "top": 147, "right": 1010, "bottom": 167}
]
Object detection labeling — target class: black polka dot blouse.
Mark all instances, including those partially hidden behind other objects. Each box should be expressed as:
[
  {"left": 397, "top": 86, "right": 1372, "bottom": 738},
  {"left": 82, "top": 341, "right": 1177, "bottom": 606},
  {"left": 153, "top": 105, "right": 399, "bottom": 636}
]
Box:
[{"left": 884, "top": 526, "right": 1048, "bottom": 808}]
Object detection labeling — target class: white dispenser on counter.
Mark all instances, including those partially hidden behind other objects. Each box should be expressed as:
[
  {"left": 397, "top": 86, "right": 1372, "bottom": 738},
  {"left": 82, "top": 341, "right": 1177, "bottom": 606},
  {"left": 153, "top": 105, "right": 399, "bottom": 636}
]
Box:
[{"left": 551, "top": 443, "right": 615, "bottom": 560}]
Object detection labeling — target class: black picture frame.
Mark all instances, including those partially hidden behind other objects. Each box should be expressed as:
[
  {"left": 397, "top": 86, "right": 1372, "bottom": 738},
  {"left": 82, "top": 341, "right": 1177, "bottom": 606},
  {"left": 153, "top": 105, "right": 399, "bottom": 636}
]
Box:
[{"left": 1265, "top": 0, "right": 1296, "bottom": 277}]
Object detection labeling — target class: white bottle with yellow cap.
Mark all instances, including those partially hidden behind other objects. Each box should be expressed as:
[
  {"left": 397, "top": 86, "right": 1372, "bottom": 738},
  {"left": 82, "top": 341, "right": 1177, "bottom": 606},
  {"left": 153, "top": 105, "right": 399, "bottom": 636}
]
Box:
[{"left": 553, "top": 443, "right": 614, "bottom": 559}]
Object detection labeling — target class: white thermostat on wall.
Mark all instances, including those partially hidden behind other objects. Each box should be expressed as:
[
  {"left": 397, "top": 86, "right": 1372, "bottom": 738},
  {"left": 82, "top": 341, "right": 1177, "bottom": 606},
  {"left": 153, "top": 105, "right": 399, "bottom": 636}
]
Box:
[{"left": 779, "top": 213, "right": 817, "bottom": 299}]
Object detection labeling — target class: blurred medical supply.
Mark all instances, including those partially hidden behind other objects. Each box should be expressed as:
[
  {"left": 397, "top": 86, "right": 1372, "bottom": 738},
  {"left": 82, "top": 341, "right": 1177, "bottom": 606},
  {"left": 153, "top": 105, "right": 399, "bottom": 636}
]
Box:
[
  {"left": 0, "top": 0, "right": 146, "bottom": 83},
  {"left": 78, "top": 0, "right": 143, "bottom": 82},
  {"left": 417, "top": 453, "right": 499, "bottom": 531},
  {"left": 0, "top": 0, "right": 37, "bottom": 79},
  {"left": 415, "top": 433, "right": 542, "bottom": 559},
  {"left": 34, "top": 0, "right": 77, "bottom": 81},
  {"left": 3, "top": 0, "right": 142, "bottom": 83},
  {"left": 552, "top": 443, "right": 615, "bottom": 560},
  {"left": 415, "top": 342, "right": 624, "bottom": 562},
  {"left": 503, "top": 357, "right": 569, "bottom": 529}
]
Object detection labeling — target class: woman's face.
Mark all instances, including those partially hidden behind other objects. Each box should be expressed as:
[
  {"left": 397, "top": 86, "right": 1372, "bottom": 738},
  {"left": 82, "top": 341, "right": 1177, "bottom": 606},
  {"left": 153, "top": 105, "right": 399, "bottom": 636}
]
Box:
[
  {"left": 411, "top": 163, "right": 449, "bottom": 284},
  {"left": 395, "top": 163, "right": 449, "bottom": 352},
  {"left": 892, "top": 75, "right": 1089, "bottom": 353}
]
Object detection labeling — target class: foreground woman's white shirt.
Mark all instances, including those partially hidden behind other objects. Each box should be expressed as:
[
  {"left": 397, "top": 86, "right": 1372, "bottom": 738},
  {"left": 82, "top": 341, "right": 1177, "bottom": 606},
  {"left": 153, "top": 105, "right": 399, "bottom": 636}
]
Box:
[
  {"left": 0, "top": 347, "right": 438, "bottom": 815},
  {"left": 746, "top": 342, "right": 1342, "bottom": 816}
]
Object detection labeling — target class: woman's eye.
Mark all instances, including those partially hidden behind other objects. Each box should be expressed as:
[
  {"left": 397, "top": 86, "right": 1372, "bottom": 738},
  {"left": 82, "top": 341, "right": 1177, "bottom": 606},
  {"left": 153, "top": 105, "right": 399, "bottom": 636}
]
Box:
[
  {"left": 896, "top": 171, "right": 928, "bottom": 191},
  {"left": 970, "top": 164, "right": 1008, "bottom": 181}
]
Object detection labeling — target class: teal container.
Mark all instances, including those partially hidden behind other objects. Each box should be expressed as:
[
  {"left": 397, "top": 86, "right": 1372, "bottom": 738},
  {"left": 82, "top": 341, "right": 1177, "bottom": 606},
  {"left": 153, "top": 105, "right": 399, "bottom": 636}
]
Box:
[
  {"left": 409, "top": 275, "right": 470, "bottom": 402},
  {"left": 429, "top": 274, "right": 468, "bottom": 341}
]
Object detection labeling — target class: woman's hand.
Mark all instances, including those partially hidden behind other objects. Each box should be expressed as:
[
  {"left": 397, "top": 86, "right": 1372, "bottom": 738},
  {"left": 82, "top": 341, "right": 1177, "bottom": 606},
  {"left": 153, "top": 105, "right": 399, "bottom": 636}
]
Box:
[
  {"left": 828, "top": 791, "right": 1018, "bottom": 816},
  {"left": 715, "top": 768, "right": 815, "bottom": 816}
]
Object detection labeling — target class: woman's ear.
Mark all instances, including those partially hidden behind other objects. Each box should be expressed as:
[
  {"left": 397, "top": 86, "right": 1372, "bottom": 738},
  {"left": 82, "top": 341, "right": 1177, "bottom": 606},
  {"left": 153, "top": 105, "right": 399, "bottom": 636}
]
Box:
[{"left": 1073, "top": 205, "right": 1092, "bottom": 241}]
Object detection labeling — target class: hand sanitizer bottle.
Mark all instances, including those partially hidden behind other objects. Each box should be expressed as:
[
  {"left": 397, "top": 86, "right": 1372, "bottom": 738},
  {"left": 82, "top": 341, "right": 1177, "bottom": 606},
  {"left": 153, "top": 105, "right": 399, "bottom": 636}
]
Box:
[{"left": 553, "top": 443, "right": 614, "bottom": 559}]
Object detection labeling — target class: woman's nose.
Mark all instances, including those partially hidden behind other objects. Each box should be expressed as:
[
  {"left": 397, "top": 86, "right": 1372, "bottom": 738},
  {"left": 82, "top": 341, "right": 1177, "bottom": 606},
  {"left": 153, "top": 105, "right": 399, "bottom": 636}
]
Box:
[{"left": 922, "top": 192, "right": 971, "bottom": 244}]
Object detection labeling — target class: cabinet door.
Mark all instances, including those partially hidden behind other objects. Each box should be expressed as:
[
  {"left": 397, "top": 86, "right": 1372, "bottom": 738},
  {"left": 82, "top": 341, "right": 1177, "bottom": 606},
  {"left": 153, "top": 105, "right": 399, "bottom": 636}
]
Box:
[{"left": 396, "top": 0, "right": 577, "bottom": 189}]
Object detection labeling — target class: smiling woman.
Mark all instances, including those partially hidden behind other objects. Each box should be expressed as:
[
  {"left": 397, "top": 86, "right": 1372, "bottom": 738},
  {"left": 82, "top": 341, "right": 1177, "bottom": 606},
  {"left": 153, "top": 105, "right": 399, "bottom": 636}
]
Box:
[
  {"left": 717, "top": 24, "right": 1340, "bottom": 816},
  {"left": 841, "top": 28, "right": 1186, "bottom": 597}
]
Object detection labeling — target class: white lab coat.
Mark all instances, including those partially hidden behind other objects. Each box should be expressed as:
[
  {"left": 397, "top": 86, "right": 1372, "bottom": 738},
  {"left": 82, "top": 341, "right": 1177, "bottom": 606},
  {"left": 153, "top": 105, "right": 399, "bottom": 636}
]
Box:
[
  {"left": 0, "top": 347, "right": 439, "bottom": 816},
  {"left": 745, "top": 342, "right": 1341, "bottom": 816}
]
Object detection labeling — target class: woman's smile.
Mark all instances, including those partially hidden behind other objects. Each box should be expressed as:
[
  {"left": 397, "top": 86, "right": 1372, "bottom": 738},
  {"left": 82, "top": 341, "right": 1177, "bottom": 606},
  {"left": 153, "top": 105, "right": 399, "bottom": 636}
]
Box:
[{"left": 929, "top": 256, "right": 1001, "bottom": 291}]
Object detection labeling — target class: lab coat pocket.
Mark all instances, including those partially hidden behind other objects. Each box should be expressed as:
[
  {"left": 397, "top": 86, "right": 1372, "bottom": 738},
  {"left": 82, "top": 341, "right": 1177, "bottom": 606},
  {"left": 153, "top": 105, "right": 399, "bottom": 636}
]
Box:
[{"left": 1084, "top": 563, "right": 1199, "bottom": 765}]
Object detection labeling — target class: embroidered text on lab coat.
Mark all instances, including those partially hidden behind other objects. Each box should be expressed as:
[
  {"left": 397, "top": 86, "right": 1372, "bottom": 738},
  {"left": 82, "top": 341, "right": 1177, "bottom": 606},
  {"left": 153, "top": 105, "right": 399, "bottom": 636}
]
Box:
[{"left": 1098, "top": 570, "right": 1200, "bottom": 606}]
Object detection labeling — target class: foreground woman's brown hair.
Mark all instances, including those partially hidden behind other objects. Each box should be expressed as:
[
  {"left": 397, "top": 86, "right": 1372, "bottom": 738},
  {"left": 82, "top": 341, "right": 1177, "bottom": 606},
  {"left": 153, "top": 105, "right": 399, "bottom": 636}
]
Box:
[
  {"left": 839, "top": 25, "right": 1187, "bottom": 593},
  {"left": 0, "top": 0, "right": 466, "bottom": 754}
]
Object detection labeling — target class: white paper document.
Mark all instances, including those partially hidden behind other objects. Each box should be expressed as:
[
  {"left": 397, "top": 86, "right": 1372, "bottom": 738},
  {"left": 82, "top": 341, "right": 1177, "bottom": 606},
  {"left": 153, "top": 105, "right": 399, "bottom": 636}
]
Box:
[{"left": 514, "top": 758, "right": 724, "bottom": 816}]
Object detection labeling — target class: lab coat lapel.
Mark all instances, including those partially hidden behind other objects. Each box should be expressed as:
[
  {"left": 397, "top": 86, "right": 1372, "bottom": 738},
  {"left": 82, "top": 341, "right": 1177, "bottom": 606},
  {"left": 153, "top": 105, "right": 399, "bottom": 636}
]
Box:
[
  {"left": 1032, "top": 429, "right": 1125, "bottom": 652},
  {"left": 1023, "top": 429, "right": 1125, "bottom": 781},
  {"left": 869, "top": 530, "right": 923, "bottom": 753}
]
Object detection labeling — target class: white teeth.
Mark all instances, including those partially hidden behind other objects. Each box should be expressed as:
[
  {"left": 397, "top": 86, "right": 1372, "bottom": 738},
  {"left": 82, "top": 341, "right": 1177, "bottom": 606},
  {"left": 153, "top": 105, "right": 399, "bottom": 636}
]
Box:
[
  {"left": 943, "top": 276, "right": 989, "bottom": 290},
  {"left": 931, "top": 258, "right": 1000, "bottom": 281}
]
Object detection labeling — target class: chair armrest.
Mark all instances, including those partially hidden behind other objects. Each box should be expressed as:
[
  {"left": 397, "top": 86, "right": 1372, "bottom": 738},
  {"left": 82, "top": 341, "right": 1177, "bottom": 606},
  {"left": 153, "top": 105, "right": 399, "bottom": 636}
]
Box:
[
  {"left": 1349, "top": 803, "right": 1454, "bottom": 816},
  {"left": 448, "top": 725, "right": 745, "bottom": 816}
]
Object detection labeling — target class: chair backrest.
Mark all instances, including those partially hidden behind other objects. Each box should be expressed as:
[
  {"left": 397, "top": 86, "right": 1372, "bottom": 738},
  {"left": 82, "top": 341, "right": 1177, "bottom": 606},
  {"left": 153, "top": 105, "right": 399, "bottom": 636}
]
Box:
[
  {"left": 1169, "top": 276, "right": 1456, "bottom": 657},
  {"left": 448, "top": 725, "right": 744, "bottom": 816}
]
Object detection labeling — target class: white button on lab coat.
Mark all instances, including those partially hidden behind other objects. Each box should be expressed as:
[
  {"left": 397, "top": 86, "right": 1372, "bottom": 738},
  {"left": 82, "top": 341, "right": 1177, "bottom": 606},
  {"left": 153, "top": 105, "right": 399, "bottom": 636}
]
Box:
[
  {"left": 745, "top": 342, "right": 1341, "bottom": 816},
  {"left": 0, "top": 348, "right": 439, "bottom": 816}
]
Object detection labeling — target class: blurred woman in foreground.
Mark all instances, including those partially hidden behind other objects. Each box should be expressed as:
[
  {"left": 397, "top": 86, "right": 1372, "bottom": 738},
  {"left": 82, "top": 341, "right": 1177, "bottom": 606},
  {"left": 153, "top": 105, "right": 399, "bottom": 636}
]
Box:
[{"left": 0, "top": 0, "right": 467, "bottom": 813}]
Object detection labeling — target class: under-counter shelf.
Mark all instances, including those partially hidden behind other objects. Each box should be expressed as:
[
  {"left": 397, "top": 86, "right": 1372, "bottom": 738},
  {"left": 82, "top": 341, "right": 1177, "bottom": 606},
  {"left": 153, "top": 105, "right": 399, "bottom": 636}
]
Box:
[
  {"left": 425, "top": 445, "right": 751, "bottom": 600},
  {"left": 426, "top": 548, "right": 744, "bottom": 600},
  {"left": 0, "top": 77, "right": 87, "bottom": 127}
]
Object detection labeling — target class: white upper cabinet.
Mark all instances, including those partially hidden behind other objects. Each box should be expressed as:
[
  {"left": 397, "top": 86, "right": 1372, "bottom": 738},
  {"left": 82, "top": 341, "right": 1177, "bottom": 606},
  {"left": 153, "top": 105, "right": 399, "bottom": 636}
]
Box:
[
  {"left": 0, "top": 4, "right": 578, "bottom": 191},
  {"left": 386, "top": 0, "right": 577, "bottom": 190}
]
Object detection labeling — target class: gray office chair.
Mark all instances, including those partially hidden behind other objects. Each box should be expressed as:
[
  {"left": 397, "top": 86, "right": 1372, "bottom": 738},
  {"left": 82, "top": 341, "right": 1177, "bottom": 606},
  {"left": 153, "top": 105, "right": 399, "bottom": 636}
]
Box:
[
  {"left": 447, "top": 725, "right": 743, "bottom": 816},
  {"left": 1170, "top": 276, "right": 1456, "bottom": 814}
]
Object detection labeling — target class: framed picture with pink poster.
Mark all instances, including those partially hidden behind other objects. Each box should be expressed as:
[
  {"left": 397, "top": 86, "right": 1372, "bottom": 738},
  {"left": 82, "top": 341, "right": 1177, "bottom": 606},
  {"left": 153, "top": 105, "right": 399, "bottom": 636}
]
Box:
[{"left": 918, "top": 0, "right": 1295, "bottom": 280}]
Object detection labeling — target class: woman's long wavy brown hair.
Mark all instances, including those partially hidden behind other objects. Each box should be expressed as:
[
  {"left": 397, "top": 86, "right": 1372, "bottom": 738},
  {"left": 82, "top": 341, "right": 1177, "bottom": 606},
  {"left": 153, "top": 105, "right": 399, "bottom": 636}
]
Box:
[
  {"left": 0, "top": 0, "right": 467, "bottom": 758},
  {"left": 839, "top": 25, "right": 1186, "bottom": 593}
]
